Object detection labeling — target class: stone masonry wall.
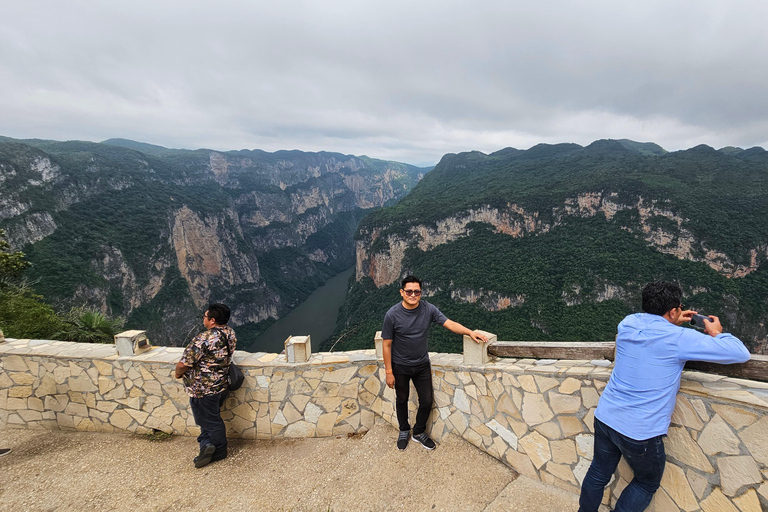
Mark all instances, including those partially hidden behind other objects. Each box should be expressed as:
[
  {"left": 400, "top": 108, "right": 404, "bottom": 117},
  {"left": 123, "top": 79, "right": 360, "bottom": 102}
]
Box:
[{"left": 1, "top": 338, "right": 767, "bottom": 511}]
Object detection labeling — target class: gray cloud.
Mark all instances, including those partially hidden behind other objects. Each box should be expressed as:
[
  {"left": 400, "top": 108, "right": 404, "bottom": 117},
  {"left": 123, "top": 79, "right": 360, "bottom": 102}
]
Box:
[{"left": 1, "top": 0, "right": 767, "bottom": 164}]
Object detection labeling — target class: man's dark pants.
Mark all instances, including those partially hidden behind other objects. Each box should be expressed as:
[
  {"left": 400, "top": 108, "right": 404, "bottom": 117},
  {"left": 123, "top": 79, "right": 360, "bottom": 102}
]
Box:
[
  {"left": 579, "top": 417, "right": 666, "bottom": 512},
  {"left": 392, "top": 361, "right": 433, "bottom": 436},
  {"left": 190, "top": 389, "right": 229, "bottom": 460}
]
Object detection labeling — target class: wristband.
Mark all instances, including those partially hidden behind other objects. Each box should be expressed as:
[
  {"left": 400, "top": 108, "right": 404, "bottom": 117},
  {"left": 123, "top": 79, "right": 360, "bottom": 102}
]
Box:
[{"left": 385, "top": 370, "right": 393, "bottom": 374}]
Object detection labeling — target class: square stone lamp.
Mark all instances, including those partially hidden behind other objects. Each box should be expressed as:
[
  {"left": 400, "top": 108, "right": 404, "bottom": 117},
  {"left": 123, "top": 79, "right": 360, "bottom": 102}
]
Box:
[
  {"left": 114, "top": 330, "right": 152, "bottom": 356},
  {"left": 285, "top": 335, "right": 311, "bottom": 363}
]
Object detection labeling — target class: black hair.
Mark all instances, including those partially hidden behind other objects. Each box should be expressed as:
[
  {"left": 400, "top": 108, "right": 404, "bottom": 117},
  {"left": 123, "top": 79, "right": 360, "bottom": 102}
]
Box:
[
  {"left": 401, "top": 275, "right": 422, "bottom": 289},
  {"left": 207, "top": 303, "right": 231, "bottom": 325},
  {"left": 641, "top": 281, "right": 682, "bottom": 316}
]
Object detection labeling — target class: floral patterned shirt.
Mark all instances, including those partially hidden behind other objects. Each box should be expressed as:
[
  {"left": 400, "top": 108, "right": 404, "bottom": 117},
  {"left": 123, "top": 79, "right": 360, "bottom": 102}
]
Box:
[{"left": 180, "top": 325, "right": 237, "bottom": 398}]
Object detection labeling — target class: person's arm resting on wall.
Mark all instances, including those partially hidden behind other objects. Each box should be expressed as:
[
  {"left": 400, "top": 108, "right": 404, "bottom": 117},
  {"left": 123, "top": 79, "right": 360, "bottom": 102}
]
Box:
[
  {"left": 678, "top": 314, "right": 751, "bottom": 364},
  {"left": 442, "top": 319, "right": 488, "bottom": 344}
]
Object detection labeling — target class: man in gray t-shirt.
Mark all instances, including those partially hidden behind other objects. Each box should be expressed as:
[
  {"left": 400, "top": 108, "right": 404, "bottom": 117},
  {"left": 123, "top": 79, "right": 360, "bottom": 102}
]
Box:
[{"left": 382, "top": 275, "right": 488, "bottom": 451}]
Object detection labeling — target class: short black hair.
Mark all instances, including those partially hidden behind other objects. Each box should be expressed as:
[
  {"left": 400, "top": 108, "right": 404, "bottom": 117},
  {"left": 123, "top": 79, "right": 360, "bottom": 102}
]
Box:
[
  {"left": 207, "top": 303, "right": 231, "bottom": 325},
  {"left": 642, "top": 281, "right": 682, "bottom": 316},
  {"left": 401, "top": 275, "right": 422, "bottom": 289}
]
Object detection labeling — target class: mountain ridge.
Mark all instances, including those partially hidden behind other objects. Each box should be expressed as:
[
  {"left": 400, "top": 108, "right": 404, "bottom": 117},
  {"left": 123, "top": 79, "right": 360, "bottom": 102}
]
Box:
[
  {"left": 332, "top": 139, "right": 768, "bottom": 355},
  {"left": 0, "top": 136, "right": 428, "bottom": 349}
]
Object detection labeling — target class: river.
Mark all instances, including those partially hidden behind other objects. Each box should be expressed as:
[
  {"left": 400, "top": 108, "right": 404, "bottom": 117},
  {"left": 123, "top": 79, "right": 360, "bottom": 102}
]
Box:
[{"left": 251, "top": 267, "right": 354, "bottom": 354}]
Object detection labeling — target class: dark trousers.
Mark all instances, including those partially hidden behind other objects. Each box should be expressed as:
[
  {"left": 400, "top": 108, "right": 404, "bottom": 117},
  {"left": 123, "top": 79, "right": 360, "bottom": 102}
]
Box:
[
  {"left": 190, "top": 389, "right": 229, "bottom": 460},
  {"left": 579, "top": 417, "right": 666, "bottom": 512},
  {"left": 393, "top": 360, "right": 433, "bottom": 436}
]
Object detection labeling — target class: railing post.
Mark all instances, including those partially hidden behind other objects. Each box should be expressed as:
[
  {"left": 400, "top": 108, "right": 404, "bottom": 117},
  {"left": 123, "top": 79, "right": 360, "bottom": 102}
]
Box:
[
  {"left": 463, "top": 330, "right": 495, "bottom": 365},
  {"left": 374, "top": 331, "right": 383, "bottom": 359},
  {"left": 285, "top": 335, "right": 312, "bottom": 363}
]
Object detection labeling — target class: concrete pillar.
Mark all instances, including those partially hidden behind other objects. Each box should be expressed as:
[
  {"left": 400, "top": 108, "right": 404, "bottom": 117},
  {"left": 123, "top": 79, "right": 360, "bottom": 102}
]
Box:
[
  {"left": 374, "top": 331, "right": 383, "bottom": 359},
  {"left": 463, "top": 331, "right": 496, "bottom": 365},
  {"left": 114, "top": 330, "right": 150, "bottom": 356},
  {"left": 285, "top": 335, "right": 311, "bottom": 363}
]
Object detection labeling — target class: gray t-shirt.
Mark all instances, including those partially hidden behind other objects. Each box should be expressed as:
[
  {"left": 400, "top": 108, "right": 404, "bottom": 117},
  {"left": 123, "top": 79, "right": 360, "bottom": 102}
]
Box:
[{"left": 381, "top": 300, "right": 447, "bottom": 366}]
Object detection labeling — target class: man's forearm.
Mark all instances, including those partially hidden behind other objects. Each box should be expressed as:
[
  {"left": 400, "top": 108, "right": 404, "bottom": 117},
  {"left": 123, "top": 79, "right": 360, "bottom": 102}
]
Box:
[
  {"left": 443, "top": 319, "right": 472, "bottom": 336},
  {"left": 382, "top": 339, "right": 393, "bottom": 372},
  {"left": 174, "top": 361, "right": 189, "bottom": 378},
  {"left": 443, "top": 319, "right": 488, "bottom": 343},
  {"left": 382, "top": 339, "right": 395, "bottom": 388}
]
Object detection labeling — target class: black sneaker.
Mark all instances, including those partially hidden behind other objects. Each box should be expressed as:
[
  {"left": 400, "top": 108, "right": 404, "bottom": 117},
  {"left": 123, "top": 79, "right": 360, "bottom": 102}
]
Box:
[
  {"left": 412, "top": 432, "right": 436, "bottom": 450},
  {"left": 397, "top": 430, "right": 410, "bottom": 451},
  {"left": 0, "top": 448, "right": 10, "bottom": 458},
  {"left": 194, "top": 443, "right": 216, "bottom": 468}
]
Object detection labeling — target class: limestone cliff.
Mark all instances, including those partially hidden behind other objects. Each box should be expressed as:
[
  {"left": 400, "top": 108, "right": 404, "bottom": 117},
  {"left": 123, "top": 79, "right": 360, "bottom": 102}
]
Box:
[
  {"left": 0, "top": 138, "right": 426, "bottom": 347},
  {"left": 340, "top": 141, "right": 768, "bottom": 354},
  {"left": 358, "top": 193, "right": 768, "bottom": 289}
]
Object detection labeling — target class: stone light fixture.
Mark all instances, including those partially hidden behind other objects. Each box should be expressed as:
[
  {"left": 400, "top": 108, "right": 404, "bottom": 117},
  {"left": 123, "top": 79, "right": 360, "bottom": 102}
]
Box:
[
  {"left": 114, "top": 330, "right": 151, "bottom": 356},
  {"left": 285, "top": 335, "right": 311, "bottom": 363}
]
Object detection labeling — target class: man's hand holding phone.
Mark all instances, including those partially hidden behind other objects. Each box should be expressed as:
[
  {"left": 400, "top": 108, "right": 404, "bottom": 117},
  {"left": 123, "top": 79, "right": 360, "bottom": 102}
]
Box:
[{"left": 690, "top": 313, "right": 723, "bottom": 337}]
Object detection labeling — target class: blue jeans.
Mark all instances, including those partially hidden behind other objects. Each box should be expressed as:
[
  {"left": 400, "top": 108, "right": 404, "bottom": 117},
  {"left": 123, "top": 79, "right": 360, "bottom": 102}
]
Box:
[
  {"left": 578, "top": 417, "right": 666, "bottom": 512},
  {"left": 190, "top": 389, "right": 229, "bottom": 460}
]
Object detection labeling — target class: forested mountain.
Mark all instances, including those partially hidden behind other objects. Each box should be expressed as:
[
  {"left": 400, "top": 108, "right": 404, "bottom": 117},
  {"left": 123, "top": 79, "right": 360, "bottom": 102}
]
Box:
[
  {"left": 328, "top": 139, "right": 768, "bottom": 355},
  {"left": 0, "top": 136, "right": 426, "bottom": 348}
]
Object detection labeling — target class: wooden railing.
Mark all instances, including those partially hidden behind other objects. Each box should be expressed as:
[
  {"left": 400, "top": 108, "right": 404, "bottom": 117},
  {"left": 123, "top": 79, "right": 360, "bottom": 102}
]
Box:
[{"left": 486, "top": 341, "right": 768, "bottom": 383}]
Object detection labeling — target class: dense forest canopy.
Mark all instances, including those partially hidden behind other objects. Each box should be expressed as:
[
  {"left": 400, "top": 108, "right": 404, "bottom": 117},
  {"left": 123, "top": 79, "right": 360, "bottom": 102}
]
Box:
[
  {"left": 0, "top": 136, "right": 425, "bottom": 349},
  {"left": 329, "top": 140, "right": 768, "bottom": 355}
]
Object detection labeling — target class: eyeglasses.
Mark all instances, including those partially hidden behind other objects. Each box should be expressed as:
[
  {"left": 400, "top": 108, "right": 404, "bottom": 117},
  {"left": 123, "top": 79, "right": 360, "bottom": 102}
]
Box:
[
  {"left": 200, "top": 314, "right": 210, "bottom": 320},
  {"left": 679, "top": 304, "right": 685, "bottom": 310},
  {"left": 403, "top": 289, "right": 422, "bottom": 296}
]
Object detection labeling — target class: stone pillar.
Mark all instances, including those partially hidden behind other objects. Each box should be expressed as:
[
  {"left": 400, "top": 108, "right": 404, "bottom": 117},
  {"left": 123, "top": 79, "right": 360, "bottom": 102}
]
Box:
[
  {"left": 114, "top": 330, "right": 149, "bottom": 356},
  {"left": 0, "top": 329, "right": 4, "bottom": 343},
  {"left": 285, "top": 335, "right": 311, "bottom": 363},
  {"left": 463, "top": 331, "right": 496, "bottom": 365},
  {"left": 374, "top": 331, "right": 383, "bottom": 359}
]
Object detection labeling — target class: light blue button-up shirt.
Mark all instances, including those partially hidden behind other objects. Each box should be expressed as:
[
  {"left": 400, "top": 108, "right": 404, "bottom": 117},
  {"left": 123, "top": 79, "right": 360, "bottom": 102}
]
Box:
[{"left": 595, "top": 313, "right": 751, "bottom": 440}]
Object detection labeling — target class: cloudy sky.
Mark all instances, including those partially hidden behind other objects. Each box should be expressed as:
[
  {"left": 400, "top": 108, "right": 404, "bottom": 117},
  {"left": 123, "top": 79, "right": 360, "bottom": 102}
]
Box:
[{"left": 1, "top": 1, "right": 766, "bottom": 165}]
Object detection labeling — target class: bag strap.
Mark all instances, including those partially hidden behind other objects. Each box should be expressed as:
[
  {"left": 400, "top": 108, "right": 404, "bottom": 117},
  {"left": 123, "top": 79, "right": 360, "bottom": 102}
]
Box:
[{"left": 213, "top": 327, "right": 234, "bottom": 363}]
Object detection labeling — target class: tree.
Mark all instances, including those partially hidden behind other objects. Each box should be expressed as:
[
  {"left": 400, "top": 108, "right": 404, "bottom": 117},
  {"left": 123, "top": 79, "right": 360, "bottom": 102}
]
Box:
[
  {"left": 0, "top": 228, "right": 63, "bottom": 338},
  {"left": 0, "top": 229, "right": 30, "bottom": 286},
  {"left": 0, "top": 284, "right": 64, "bottom": 339},
  {"left": 53, "top": 307, "right": 124, "bottom": 344}
]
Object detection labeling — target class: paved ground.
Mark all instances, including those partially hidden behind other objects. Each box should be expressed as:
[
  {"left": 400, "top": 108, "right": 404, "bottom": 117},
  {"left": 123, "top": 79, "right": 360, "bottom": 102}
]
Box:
[{"left": 0, "top": 420, "right": 583, "bottom": 511}]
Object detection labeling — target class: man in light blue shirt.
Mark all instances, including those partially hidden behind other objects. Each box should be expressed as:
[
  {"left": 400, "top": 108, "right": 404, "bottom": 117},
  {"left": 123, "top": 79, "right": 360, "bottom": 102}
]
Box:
[{"left": 578, "top": 281, "right": 750, "bottom": 512}]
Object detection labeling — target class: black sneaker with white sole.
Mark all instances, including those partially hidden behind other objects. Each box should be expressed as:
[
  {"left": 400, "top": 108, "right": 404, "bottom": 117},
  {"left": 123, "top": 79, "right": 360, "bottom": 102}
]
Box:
[
  {"left": 397, "top": 430, "right": 410, "bottom": 450},
  {"left": 412, "top": 432, "right": 436, "bottom": 450}
]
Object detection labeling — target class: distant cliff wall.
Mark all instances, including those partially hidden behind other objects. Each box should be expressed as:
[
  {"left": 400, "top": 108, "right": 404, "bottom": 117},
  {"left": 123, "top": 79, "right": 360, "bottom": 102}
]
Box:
[
  {"left": 0, "top": 139, "right": 425, "bottom": 346},
  {"left": 357, "top": 193, "right": 768, "bottom": 287}
]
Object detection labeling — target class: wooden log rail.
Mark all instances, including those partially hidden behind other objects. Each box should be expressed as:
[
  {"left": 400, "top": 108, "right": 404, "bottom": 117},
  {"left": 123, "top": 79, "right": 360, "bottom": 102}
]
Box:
[{"left": 487, "top": 341, "right": 768, "bottom": 383}]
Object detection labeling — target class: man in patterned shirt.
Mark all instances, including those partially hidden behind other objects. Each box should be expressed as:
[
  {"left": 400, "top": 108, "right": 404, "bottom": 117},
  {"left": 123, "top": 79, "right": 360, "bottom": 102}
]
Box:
[{"left": 175, "top": 303, "right": 237, "bottom": 468}]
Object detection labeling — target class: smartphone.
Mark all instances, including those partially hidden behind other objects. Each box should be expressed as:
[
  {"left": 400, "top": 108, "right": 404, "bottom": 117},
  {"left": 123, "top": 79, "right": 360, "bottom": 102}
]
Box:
[{"left": 689, "top": 313, "right": 711, "bottom": 330}]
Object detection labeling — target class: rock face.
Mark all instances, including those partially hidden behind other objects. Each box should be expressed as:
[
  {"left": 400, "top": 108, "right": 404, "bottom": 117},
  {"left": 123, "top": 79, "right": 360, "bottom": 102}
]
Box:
[
  {"left": 345, "top": 142, "right": 768, "bottom": 354},
  {"left": 0, "top": 138, "right": 425, "bottom": 346},
  {"left": 358, "top": 194, "right": 768, "bottom": 288}
]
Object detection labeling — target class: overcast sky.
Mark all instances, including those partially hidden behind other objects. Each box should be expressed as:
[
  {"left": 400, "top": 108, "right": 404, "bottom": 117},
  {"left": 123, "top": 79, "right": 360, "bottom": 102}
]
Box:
[{"left": 1, "top": 1, "right": 766, "bottom": 166}]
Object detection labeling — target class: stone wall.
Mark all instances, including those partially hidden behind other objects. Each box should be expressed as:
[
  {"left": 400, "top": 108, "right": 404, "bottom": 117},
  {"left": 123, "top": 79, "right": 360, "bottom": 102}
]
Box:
[{"left": 1, "top": 338, "right": 766, "bottom": 511}]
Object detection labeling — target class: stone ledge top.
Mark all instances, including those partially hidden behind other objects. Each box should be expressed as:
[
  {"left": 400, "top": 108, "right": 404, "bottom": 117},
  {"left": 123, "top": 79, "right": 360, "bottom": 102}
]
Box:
[{"left": 2, "top": 338, "right": 766, "bottom": 410}]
